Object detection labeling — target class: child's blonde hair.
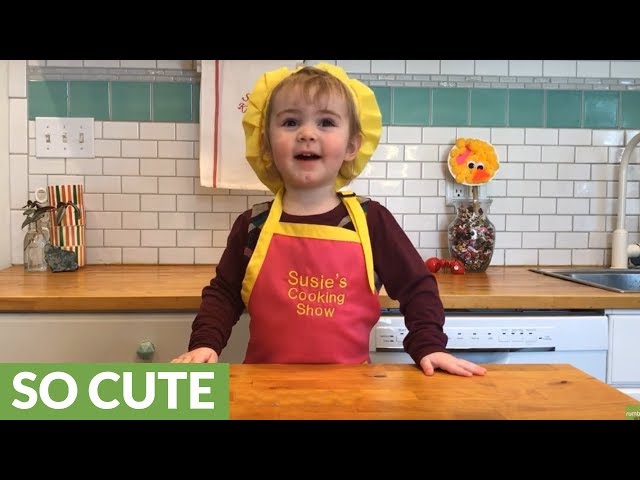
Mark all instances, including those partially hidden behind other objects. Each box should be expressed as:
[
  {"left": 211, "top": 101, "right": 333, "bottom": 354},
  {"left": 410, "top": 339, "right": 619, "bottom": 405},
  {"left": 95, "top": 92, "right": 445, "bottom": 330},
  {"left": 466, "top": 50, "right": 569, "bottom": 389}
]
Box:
[{"left": 261, "top": 66, "right": 363, "bottom": 187}]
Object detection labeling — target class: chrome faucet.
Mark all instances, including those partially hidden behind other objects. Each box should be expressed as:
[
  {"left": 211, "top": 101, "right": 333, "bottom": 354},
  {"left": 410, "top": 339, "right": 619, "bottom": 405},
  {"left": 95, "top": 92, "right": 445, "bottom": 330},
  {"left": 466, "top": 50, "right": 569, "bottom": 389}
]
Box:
[{"left": 611, "top": 131, "right": 640, "bottom": 269}]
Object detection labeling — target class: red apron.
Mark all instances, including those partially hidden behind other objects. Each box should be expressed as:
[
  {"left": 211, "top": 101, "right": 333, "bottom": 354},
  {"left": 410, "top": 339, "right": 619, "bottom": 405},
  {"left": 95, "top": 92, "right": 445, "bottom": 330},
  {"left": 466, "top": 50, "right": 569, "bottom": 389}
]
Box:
[{"left": 241, "top": 190, "right": 380, "bottom": 363}]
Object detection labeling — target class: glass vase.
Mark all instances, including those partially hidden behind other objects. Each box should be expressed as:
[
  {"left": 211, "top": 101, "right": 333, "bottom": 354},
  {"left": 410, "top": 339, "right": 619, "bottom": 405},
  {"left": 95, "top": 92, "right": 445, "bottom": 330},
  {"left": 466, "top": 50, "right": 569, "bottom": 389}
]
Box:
[
  {"left": 23, "top": 220, "right": 50, "bottom": 272},
  {"left": 447, "top": 198, "right": 496, "bottom": 273}
]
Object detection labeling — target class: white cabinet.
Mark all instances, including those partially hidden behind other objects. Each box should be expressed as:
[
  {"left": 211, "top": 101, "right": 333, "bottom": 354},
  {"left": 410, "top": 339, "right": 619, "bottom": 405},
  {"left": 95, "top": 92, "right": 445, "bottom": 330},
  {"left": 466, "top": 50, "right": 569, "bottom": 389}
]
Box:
[
  {"left": 606, "top": 309, "right": 640, "bottom": 387},
  {"left": 0, "top": 312, "right": 250, "bottom": 363}
]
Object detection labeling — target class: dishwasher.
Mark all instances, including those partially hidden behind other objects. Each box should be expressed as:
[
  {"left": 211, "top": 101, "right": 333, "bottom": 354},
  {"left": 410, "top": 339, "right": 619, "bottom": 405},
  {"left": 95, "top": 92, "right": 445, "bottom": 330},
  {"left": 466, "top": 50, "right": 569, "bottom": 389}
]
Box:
[{"left": 369, "top": 309, "right": 609, "bottom": 382}]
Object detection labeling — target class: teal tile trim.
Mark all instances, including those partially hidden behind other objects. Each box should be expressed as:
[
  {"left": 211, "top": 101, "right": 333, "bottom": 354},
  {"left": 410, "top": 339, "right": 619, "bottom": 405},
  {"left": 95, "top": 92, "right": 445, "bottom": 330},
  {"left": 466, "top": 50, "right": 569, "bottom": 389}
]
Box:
[
  {"left": 26, "top": 82, "right": 634, "bottom": 128},
  {"left": 28, "top": 81, "right": 68, "bottom": 118},
  {"left": 432, "top": 89, "right": 469, "bottom": 126},
  {"left": 153, "top": 83, "right": 193, "bottom": 122},
  {"left": 470, "top": 89, "right": 507, "bottom": 127},
  {"left": 69, "top": 81, "right": 110, "bottom": 120},
  {"left": 584, "top": 91, "right": 619, "bottom": 129},
  {"left": 508, "top": 90, "right": 544, "bottom": 128},
  {"left": 392, "top": 87, "right": 430, "bottom": 125},
  {"left": 28, "top": 80, "right": 199, "bottom": 123},
  {"left": 621, "top": 91, "right": 640, "bottom": 129},
  {"left": 370, "top": 87, "right": 391, "bottom": 126},
  {"left": 112, "top": 82, "right": 151, "bottom": 121},
  {"left": 546, "top": 90, "right": 582, "bottom": 128}
]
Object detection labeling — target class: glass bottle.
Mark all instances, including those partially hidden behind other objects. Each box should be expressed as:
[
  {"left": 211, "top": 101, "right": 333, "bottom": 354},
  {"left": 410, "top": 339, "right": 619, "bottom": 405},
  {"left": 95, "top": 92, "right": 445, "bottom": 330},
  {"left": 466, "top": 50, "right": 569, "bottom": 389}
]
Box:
[
  {"left": 447, "top": 198, "right": 496, "bottom": 273},
  {"left": 23, "top": 219, "right": 50, "bottom": 272}
]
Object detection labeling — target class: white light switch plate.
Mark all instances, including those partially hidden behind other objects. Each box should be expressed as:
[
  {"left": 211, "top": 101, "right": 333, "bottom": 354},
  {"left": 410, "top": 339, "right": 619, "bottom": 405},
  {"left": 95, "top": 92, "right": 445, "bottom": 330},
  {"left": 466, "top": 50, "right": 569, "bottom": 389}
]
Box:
[{"left": 35, "top": 117, "right": 95, "bottom": 158}]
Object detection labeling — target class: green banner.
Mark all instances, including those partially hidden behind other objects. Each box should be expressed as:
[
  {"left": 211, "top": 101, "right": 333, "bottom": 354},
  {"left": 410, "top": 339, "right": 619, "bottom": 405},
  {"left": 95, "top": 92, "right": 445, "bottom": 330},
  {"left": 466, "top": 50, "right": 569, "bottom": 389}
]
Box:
[
  {"left": 625, "top": 405, "right": 640, "bottom": 420},
  {"left": 0, "top": 363, "right": 229, "bottom": 420}
]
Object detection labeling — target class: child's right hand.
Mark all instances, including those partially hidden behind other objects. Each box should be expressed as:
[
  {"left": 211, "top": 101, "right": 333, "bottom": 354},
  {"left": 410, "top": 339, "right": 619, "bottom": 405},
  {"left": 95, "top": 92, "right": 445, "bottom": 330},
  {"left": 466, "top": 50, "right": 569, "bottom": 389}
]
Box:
[{"left": 170, "top": 347, "right": 219, "bottom": 364}]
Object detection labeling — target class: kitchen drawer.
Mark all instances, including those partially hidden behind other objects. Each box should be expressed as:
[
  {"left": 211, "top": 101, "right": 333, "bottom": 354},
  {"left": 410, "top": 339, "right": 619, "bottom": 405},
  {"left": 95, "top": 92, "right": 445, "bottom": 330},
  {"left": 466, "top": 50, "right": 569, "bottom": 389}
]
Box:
[
  {"left": 0, "top": 313, "right": 195, "bottom": 363},
  {"left": 0, "top": 312, "right": 251, "bottom": 363}
]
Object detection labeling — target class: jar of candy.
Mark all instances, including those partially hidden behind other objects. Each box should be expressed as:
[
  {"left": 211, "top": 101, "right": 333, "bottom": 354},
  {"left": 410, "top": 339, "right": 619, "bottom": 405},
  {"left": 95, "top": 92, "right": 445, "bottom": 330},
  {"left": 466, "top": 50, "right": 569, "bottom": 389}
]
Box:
[{"left": 447, "top": 198, "right": 495, "bottom": 273}]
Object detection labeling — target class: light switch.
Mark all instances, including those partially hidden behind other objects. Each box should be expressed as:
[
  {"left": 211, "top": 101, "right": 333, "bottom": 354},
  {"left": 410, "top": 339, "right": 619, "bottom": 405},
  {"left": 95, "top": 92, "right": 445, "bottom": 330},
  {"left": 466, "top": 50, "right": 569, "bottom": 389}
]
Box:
[{"left": 35, "top": 117, "right": 95, "bottom": 158}]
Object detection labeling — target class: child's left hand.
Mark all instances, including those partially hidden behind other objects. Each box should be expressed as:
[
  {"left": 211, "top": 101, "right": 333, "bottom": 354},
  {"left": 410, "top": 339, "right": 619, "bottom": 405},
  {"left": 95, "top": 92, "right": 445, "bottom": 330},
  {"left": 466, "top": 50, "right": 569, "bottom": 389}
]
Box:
[{"left": 419, "top": 352, "right": 487, "bottom": 377}]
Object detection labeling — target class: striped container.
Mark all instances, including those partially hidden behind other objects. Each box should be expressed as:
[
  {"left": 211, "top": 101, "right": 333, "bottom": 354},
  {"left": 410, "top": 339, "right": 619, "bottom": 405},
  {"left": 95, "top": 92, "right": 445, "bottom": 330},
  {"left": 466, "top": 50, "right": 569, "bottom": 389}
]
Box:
[
  {"left": 51, "top": 225, "right": 85, "bottom": 247},
  {"left": 47, "top": 184, "right": 86, "bottom": 226},
  {"left": 60, "top": 245, "right": 86, "bottom": 267},
  {"left": 47, "top": 184, "right": 86, "bottom": 267}
]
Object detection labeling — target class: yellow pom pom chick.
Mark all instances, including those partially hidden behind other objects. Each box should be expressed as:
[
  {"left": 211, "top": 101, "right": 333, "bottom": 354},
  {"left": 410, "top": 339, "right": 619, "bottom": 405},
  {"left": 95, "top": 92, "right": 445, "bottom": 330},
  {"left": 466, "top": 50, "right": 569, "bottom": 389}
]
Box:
[{"left": 448, "top": 138, "right": 499, "bottom": 186}]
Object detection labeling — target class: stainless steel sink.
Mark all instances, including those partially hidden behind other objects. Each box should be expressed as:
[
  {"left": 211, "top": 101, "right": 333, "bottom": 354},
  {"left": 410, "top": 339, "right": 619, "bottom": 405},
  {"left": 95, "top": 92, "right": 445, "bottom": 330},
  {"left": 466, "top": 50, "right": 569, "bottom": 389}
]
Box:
[{"left": 530, "top": 268, "right": 640, "bottom": 293}]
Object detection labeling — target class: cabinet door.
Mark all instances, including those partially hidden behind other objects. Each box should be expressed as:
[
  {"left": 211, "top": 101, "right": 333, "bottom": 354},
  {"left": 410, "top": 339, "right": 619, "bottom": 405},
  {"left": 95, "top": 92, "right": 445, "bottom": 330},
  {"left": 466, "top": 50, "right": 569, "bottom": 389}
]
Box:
[{"left": 609, "top": 314, "right": 640, "bottom": 386}]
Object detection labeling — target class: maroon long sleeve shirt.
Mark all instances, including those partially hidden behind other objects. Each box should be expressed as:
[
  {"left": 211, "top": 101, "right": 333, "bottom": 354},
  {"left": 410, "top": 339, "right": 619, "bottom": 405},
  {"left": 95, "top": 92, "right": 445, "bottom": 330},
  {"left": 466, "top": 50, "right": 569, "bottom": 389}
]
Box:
[{"left": 188, "top": 198, "right": 448, "bottom": 365}]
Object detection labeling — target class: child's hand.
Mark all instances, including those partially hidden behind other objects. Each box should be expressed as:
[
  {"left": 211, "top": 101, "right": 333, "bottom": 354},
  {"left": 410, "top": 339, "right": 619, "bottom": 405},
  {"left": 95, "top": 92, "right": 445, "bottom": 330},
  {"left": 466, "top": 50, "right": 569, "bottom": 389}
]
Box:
[
  {"left": 170, "top": 347, "right": 219, "bottom": 364},
  {"left": 419, "top": 352, "right": 487, "bottom": 377}
]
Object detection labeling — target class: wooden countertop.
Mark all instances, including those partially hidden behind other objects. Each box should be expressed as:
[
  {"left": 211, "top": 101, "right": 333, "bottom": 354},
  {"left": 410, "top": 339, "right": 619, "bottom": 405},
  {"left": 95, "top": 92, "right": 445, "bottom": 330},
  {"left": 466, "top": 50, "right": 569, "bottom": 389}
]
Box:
[
  {"left": 0, "top": 264, "right": 639, "bottom": 312},
  {"left": 229, "top": 363, "right": 638, "bottom": 420}
]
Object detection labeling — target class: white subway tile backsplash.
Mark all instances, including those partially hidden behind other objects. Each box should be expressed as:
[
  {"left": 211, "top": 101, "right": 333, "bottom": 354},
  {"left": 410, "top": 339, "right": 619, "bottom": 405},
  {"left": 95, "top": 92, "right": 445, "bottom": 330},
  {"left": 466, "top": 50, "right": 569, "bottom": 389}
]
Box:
[
  {"left": 592, "top": 130, "right": 624, "bottom": 146},
  {"left": 212, "top": 230, "right": 230, "bottom": 247},
  {"left": 559, "top": 129, "right": 592, "bottom": 146},
  {"left": 105, "top": 230, "right": 140, "bottom": 247},
  {"left": 372, "top": 144, "right": 403, "bottom": 161},
  {"left": 9, "top": 61, "right": 640, "bottom": 268},
  {"left": 103, "top": 157, "right": 139, "bottom": 176},
  {"left": 525, "top": 129, "right": 558, "bottom": 145},
  {"left": 103, "top": 122, "right": 139, "bottom": 139},
  {"left": 611, "top": 61, "right": 640, "bottom": 78},
  {"left": 123, "top": 212, "right": 158, "bottom": 229},
  {"left": 336, "top": 60, "right": 371, "bottom": 73},
  {"left": 539, "top": 249, "right": 571, "bottom": 265},
  {"left": 371, "top": 60, "right": 405, "bottom": 74},
  {"left": 543, "top": 61, "right": 577, "bottom": 77},
  {"left": 370, "top": 180, "right": 403, "bottom": 196},
  {"left": 387, "top": 163, "right": 421, "bottom": 179},
  {"left": 86, "top": 211, "right": 122, "bottom": 229},
  {"left": 159, "top": 248, "right": 194, "bottom": 264},
  {"left": 159, "top": 177, "right": 193, "bottom": 194},
  {"left": 122, "top": 176, "right": 157, "bottom": 194},
  {"left": 122, "top": 140, "right": 157, "bottom": 158},
  {"left": 491, "top": 129, "right": 525, "bottom": 145},
  {"left": 123, "top": 248, "right": 158, "bottom": 264},
  {"left": 195, "top": 213, "right": 230, "bottom": 230},
  {"left": 95, "top": 139, "right": 121, "bottom": 157},
  {"left": 522, "top": 232, "right": 554, "bottom": 248},
  {"left": 177, "top": 230, "right": 211, "bottom": 247},
  {"left": 9, "top": 61, "right": 26, "bottom": 97},
  {"left": 406, "top": 61, "right": 440, "bottom": 75},
  {"left": 441, "top": 60, "right": 474, "bottom": 76},
  {"left": 541, "top": 146, "right": 574, "bottom": 163},
  {"left": 9, "top": 98, "right": 28, "bottom": 154},
  {"left": 524, "top": 163, "right": 557, "bottom": 179},
  {"left": 67, "top": 158, "right": 103, "bottom": 175},
  {"left": 508, "top": 145, "right": 541, "bottom": 163},
  {"left": 10, "top": 155, "right": 28, "bottom": 209},
  {"left": 509, "top": 61, "right": 543, "bottom": 77},
  {"left": 141, "top": 194, "right": 176, "bottom": 212},
  {"left": 141, "top": 158, "right": 175, "bottom": 176},
  {"left": 85, "top": 175, "right": 121, "bottom": 193},
  {"left": 87, "top": 247, "right": 122, "bottom": 264}
]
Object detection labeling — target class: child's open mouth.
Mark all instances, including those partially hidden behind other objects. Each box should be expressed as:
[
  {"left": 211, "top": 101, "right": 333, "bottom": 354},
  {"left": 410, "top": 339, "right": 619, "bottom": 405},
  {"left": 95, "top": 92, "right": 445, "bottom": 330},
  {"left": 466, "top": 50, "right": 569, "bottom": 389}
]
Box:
[{"left": 294, "top": 153, "right": 321, "bottom": 161}]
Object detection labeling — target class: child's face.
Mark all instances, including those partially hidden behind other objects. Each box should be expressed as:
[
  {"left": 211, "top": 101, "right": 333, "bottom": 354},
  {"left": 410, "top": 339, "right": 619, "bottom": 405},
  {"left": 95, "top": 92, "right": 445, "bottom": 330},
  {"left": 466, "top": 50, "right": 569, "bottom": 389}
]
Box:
[{"left": 266, "top": 87, "right": 360, "bottom": 192}]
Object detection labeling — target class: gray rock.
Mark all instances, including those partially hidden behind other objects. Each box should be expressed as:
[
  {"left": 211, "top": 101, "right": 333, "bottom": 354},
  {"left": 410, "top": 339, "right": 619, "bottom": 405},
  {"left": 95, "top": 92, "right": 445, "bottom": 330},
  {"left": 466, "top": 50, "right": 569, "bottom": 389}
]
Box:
[{"left": 44, "top": 244, "right": 79, "bottom": 272}]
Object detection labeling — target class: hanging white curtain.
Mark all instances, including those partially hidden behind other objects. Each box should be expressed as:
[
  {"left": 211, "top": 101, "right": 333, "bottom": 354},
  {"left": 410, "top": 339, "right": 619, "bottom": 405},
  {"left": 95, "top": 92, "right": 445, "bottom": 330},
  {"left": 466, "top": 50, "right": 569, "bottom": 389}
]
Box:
[{"left": 198, "top": 60, "right": 301, "bottom": 190}]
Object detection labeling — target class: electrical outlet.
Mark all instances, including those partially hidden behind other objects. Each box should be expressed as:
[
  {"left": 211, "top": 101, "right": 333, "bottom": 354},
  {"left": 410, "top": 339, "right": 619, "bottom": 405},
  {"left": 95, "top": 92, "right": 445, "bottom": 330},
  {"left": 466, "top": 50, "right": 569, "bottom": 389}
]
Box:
[
  {"left": 445, "top": 179, "right": 487, "bottom": 206},
  {"left": 445, "top": 179, "right": 469, "bottom": 205}
]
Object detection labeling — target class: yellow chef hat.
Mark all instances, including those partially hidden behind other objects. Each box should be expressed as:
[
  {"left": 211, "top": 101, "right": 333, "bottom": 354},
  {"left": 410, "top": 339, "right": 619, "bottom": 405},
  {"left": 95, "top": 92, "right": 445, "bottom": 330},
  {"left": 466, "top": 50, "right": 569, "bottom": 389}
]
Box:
[{"left": 242, "top": 62, "right": 382, "bottom": 194}]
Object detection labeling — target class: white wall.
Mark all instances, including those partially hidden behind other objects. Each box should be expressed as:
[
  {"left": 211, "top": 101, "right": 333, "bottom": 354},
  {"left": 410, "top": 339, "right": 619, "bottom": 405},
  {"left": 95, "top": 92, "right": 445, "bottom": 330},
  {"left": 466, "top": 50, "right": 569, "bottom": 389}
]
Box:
[{"left": 0, "top": 61, "right": 10, "bottom": 269}]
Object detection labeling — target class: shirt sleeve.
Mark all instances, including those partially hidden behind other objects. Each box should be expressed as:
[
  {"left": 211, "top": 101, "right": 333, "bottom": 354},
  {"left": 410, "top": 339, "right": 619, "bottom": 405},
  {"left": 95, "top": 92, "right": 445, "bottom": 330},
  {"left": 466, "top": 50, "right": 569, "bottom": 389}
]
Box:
[
  {"left": 366, "top": 201, "right": 449, "bottom": 364},
  {"left": 188, "top": 210, "right": 251, "bottom": 354}
]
